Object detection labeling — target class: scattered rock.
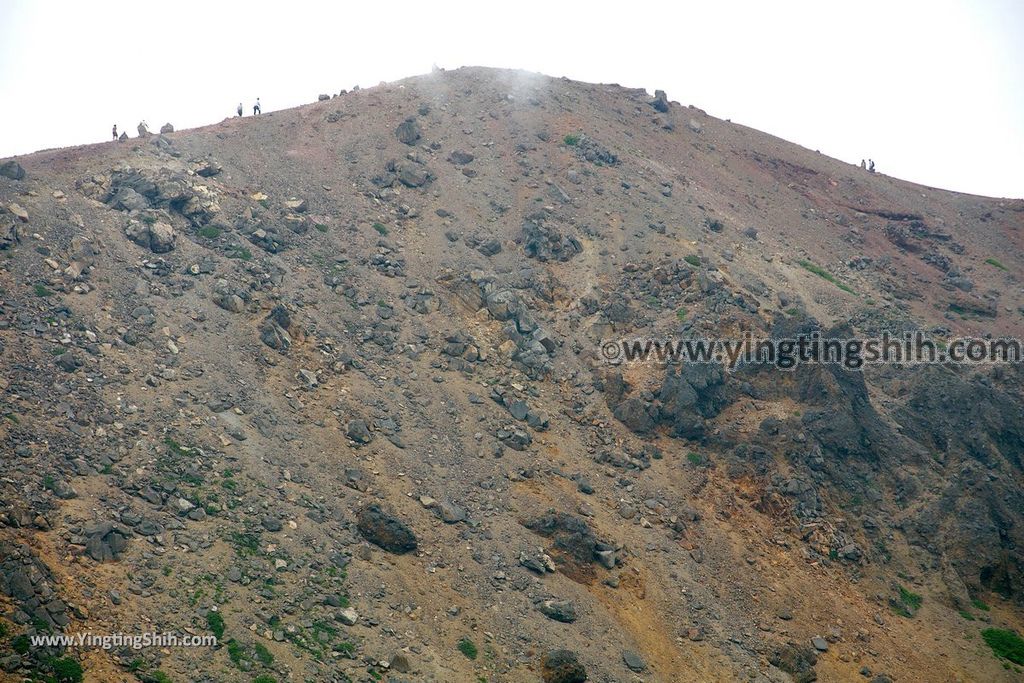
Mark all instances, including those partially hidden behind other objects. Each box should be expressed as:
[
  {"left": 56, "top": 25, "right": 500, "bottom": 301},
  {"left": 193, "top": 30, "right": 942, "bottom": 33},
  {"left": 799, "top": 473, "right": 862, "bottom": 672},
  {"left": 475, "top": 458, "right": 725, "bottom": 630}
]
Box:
[
  {"left": 395, "top": 118, "right": 422, "bottom": 145},
  {"left": 356, "top": 505, "right": 418, "bottom": 554},
  {"left": 541, "top": 650, "right": 587, "bottom": 683},
  {"left": 0, "top": 160, "right": 25, "bottom": 180}
]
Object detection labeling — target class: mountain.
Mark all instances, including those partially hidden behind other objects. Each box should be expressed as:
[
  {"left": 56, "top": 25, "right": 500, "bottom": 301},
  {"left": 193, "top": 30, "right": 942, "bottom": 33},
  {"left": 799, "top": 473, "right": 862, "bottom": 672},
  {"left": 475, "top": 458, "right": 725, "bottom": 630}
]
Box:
[{"left": 1, "top": 66, "right": 1023, "bottom": 683}]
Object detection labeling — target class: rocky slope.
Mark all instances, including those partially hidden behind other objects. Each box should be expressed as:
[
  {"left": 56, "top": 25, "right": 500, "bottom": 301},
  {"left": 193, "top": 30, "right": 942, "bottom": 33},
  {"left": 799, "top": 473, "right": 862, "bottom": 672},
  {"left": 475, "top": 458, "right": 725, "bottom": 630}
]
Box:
[{"left": 1, "top": 66, "right": 1023, "bottom": 683}]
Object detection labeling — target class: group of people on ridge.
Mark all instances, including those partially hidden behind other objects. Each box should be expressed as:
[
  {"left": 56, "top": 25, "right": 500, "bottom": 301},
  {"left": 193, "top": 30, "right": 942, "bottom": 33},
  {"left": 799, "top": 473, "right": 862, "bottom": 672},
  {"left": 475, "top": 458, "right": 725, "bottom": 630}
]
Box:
[
  {"left": 110, "top": 99, "right": 262, "bottom": 142},
  {"left": 238, "top": 99, "right": 261, "bottom": 116}
]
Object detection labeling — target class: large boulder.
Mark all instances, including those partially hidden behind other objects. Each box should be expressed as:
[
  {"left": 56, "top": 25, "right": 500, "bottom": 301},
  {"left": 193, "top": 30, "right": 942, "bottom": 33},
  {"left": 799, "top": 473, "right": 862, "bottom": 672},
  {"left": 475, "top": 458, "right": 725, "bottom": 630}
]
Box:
[
  {"left": 259, "top": 305, "right": 294, "bottom": 351},
  {"left": 160, "top": 123, "right": 174, "bottom": 134},
  {"left": 0, "top": 222, "right": 19, "bottom": 250},
  {"left": 522, "top": 218, "right": 581, "bottom": 262},
  {"left": 0, "top": 160, "right": 25, "bottom": 180},
  {"left": 613, "top": 397, "right": 656, "bottom": 434},
  {"left": 652, "top": 89, "right": 670, "bottom": 113},
  {"left": 397, "top": 162, "right": 431, "bottom": 188},
  {"left": 84, "top": 521, "right": 132, "bottom": 562},
  {"left": 395, "top": 118, "right": 421, "bottom": 145},
  {"left": 125, "top": 218, "right": 176, "bottom": 253},
  {"left": 541, "top": 650, "right": 587, "bottom": 683},
  {"left": 769, "top": 643, "right": 818, "bottom": 683},
  {"left": 357, "top": 505, "right": 417, "bottom": 554}
]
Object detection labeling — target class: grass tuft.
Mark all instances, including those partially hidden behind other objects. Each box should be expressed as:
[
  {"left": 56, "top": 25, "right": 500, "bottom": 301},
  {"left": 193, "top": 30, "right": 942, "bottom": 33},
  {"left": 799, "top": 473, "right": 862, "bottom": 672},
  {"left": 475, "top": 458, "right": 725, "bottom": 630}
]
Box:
[
  {"left": 457, "top": 637, "right": 478, "bottom": 660},
  {"left": 982, "top": 628, "right": 1024, "bottom": 665}
]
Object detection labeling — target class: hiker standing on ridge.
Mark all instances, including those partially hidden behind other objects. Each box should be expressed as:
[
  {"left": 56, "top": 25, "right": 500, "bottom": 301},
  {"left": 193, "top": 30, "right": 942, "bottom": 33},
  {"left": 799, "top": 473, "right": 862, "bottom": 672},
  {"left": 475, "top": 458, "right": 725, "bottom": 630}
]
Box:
[
  {"left": 253, "top": 98, "right": 261, "bottom": 115},
  {"left": 237, "top": 102, "right": 243, "bottom": 117},
  {"left": 868, "top": 159, "right": 876, "bottom": 173},
  {"left": 112, "top": 124, "right": 118, "bottom": 140}
]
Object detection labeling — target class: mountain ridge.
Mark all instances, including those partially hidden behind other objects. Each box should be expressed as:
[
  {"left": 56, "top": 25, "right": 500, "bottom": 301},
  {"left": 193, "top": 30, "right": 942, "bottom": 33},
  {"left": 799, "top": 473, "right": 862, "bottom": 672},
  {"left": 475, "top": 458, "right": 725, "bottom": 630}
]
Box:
[{"left": 0, "top": 65, "right": 1022, "bottom": 683}]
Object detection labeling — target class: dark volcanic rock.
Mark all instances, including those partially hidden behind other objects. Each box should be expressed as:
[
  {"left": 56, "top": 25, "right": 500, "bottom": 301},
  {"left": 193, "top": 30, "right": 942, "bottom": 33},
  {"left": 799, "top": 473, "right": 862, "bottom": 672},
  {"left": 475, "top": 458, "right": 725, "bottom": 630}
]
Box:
[
  {"left": 541, "top": 649, "right": 588, "bottom": 683},
  {"left": 652, "top": 89, "right": 670, "bottom": 113},
  {"left": 770, "top": 642, "right": 818, "bottom": 683},
  {"left": 522, "top": 217, "right": 581, "bottom": 262},
  {"left": 0, "top": 160, "right": 26, "bottom": 180},
  {"left": 357, "top": 505, "right": 418, "bottom": 554},
  {"left": 538, "top": 599, "right": 578, "bottom": 623},
  {"left": 395, "top": 118, "right": 421, "bottom": 145}
]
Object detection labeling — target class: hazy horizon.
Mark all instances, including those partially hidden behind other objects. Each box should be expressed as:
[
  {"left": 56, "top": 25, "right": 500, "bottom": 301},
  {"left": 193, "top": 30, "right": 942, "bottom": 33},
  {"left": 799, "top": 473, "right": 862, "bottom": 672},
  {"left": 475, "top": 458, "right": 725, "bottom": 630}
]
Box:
[{"left": 1, "top": 0, "right": 1021, "bottom": 198}]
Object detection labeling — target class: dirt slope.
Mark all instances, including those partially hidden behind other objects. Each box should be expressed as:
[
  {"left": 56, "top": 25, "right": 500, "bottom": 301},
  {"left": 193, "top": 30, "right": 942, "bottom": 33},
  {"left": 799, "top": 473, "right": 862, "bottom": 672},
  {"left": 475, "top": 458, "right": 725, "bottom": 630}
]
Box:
[{"left": 1, "top": 66, "right": 1023, "bottom": 683}]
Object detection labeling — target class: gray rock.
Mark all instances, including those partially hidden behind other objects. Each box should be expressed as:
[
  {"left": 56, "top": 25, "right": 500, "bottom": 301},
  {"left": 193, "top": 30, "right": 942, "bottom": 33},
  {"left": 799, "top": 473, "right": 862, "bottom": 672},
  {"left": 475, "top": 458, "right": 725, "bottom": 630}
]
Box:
[
  {"left": 347, "top": 419, "right": 372, "bottom": 444},
  {"left": 652, "top": 90, "right": 670, "bottom": 113},
  {"left": 395, "top": 118, "right": 421, "bottom": 145},
  {"left": 0, "top": 160, "right": 25, "bottom": 180},
  {"left": 125, "top": 219, "right": 176, "bottom": 253},
  {"left": 538, "top": 599, "right": 577, "bottom": 623},
  {"left": 436, "top": 500, "right": 466, "bottom": 524},
  {"left": 541, "top": 650, "right": 587, "bottom": 683},
  {"left": 622, "top": 650, "right": 647, "bottom": 672},
  {"left": 356, "top": 504, "right": 417, "bottom": 554}
]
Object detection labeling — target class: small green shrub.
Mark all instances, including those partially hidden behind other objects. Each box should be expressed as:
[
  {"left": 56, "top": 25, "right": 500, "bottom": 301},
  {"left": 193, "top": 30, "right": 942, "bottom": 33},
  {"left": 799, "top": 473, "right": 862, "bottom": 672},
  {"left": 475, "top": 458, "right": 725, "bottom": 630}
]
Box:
[
  {"left": 11, "top": 634, "right": 30, "bottom": 654},
  {"left": 899, "top": 586, "right": 923, "bottom": 610},
  {"left": 141, "top": 214, "right": 157, "bottom": 225},
  {"left": 372, "top": 222, "right": 388, "bottom": 236},
  {"left": 705, "top": 218, "right": 724, "bottom": 232},
  {"left": 253, "top": 676, "right": 278, "bottom": 683},
  {"left": 226, "top": 638, "right": 244, "bottom": 665},
  {"left": 457, "top": 637, "right": 478, "bottom": 660},
  {"left": 34, "top": 284, "right": 54, "bottom": 297},
  {"left": 982, "top": 628, "right": 1024, "bottom": 665},
  {"left": 254, "top": 642, "right": 274, "bottom": 665},
  {"left": 676, "top": 308, "right": 687, "bottom": 322},
  {"left": 228, "top": 247, "right": 252, "bottom": 261},
  {"left": 973, "top": 598, "right": 990, "bottom": 611},
  {"left": 891, "top": 585, "right": 923, "bottom": 617},
  {"left": 206, "top": 611, "right": 225, "bottom": 639},
  {"left": 48, "top": 656, "right": 84, "bottom": 683},
  {"left": 198, "top": 226, "right": 221, "bottom": 239},
  {"left": 563, "top": 133, "right": 580, "bottom": 146},
  {"left": 958, "top": 610, "right": 975, "bottom": 620},
  {"left": 145, "top": 672, "right": 173, "bottom": 683},
  {"left": 230, "top": 532, "right": 260, "bottom": 557},
  {"left": 985, "top": 258, "right": 1008, "bottom": 271},
  {"left": 314, "top": 223, "right": 328, "bottom": 233},
  {"left": 684, "top": 254, "right": 701, "bottom": 267},
  {"left": 686, "top": 452, "right": 702, "bottom": 466}
]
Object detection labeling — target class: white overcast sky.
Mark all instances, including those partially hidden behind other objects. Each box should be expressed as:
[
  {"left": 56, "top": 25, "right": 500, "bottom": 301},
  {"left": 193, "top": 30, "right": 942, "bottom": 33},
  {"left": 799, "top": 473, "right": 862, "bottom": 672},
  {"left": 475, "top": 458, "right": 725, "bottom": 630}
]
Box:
[{"left": 1, "top": 0, "right": 1022, "bottom": 198}]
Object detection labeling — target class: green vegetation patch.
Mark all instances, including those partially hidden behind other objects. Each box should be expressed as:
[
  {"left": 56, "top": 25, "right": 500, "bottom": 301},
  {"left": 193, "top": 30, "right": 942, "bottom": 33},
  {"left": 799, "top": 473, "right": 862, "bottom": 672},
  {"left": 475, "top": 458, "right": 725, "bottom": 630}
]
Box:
[
  {"left": 890, "top": 585, "right": 923, "bottom": 617},
  {"left": 684, "top": 254, "right": 701, "bottom": 267},
  {"left": 798, "top": 259, "right": 855, "bottom": 294},
  {"left": 985, "top": 258, "right": 1008, "bottom": 271},
  {"left": 198, "top": 226, "right": 221, "bottom": 239},
  {"left": 206, "top": 611, "right": 225, "bottom": 640},
  {"left": 563, "top": 133, "right": 580, "bottom": 146},
  {"left": 982, "top": 628, "right": 1024, "bottom": 665},
  {"left": 457, "top": 637, "right": 478, "bottom": 660}
]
